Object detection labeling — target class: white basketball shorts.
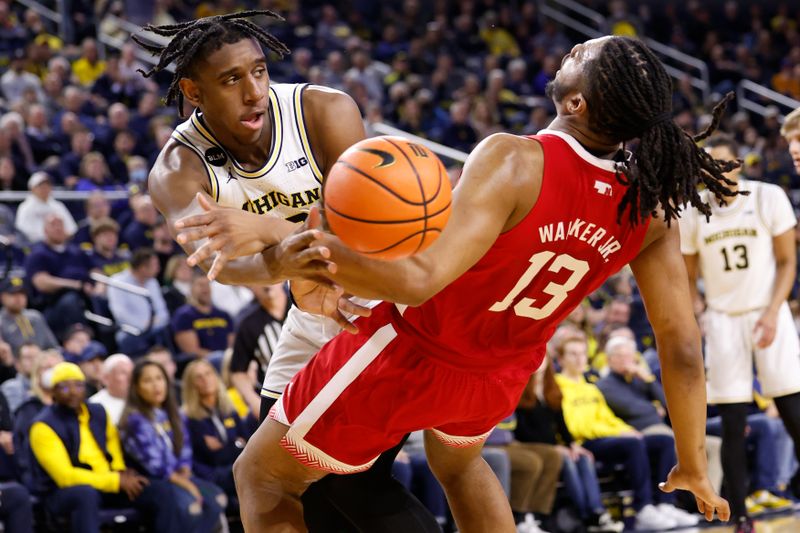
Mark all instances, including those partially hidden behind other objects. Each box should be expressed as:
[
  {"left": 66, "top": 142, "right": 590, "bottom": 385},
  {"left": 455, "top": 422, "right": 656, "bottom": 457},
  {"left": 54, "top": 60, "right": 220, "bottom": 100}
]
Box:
[
  {"left": 261, "top": 298, "right": 379, "bottom": 399},
  {"left": 705, "top": 301, "right": 800, "bottom": 404}
]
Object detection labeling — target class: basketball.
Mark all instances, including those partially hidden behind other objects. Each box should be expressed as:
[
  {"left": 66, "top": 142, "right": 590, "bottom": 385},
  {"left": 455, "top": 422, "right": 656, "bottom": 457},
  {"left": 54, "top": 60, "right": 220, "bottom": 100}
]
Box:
[{"left": 323, "top": 136, "right": 452, "bottom": 260}]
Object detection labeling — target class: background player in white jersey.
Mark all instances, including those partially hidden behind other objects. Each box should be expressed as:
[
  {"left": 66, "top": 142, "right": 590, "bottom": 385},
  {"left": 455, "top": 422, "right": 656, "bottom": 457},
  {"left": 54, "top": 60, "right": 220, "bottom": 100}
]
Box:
[
  {"left": 680, "top": 134, "right": 800, "bottom": 533},
  {"left": 135, "top": 11, "right": 440, "bottom": 532}
]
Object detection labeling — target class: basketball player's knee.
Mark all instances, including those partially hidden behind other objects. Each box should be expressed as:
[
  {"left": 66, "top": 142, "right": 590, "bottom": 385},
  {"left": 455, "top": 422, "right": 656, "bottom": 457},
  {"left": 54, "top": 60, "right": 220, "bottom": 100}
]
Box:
[
  {"left": 233, "top": 442, "right": 318, "bottom": 499},
  {"left": 428, "top": 449, "right": 483, "bottom": 488}
]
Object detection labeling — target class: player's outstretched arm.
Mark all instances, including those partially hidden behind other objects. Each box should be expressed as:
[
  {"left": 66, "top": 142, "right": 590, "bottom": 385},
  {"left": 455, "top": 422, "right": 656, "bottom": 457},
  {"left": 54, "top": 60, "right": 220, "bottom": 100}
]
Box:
[
  {"left": 290, "top": 134, "right": 541, "bottom": 305},
  {"left": 630, "top": 221, "right": 730, "bottom": 522},
  {"left": 150, "top": 141, "right": 302, "bottom": 285}
]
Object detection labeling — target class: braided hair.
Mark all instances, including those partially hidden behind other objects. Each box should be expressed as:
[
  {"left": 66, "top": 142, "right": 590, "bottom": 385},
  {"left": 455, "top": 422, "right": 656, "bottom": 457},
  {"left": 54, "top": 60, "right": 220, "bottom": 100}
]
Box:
[
  {"left": 132, "top": 10, "right": 290, "bottom": 117},
  {"left": 583, "top": 37, "right": 739, "bottom": 225}
]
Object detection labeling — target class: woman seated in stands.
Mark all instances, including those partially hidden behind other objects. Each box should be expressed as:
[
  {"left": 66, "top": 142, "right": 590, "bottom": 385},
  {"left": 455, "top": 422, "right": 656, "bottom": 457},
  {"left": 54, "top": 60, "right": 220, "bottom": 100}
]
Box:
[
  {"left": 120, "top": 359, "right": 226, "bottom": 533},
  {"left": 182, "top": 359, "right": 254, "bottom": 506}
]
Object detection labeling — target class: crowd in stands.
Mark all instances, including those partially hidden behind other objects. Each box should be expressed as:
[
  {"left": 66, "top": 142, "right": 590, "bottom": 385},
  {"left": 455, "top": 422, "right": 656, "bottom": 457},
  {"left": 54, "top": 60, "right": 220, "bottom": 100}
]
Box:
[{"left": 0, "top": 0, "right": 799, "bottom": 531}]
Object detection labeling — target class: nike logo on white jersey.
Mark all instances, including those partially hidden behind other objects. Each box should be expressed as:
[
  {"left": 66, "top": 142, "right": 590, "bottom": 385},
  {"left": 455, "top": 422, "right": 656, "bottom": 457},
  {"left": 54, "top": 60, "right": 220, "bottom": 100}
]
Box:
[{"left": 594, "top": 181, "right": 613, "bottom": 197}]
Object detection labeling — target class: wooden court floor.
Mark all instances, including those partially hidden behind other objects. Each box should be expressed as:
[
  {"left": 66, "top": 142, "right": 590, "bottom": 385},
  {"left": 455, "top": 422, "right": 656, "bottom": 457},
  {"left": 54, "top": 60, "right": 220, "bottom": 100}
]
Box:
[{"left": 679, "top": 510, "right": 800, "bottom": 532}]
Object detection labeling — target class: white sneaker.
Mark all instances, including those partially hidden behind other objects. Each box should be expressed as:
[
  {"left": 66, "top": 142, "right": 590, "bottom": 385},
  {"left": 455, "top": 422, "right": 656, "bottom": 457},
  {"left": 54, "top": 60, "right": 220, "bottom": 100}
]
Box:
[
  {"left": 587, "top": 511, "right": 625, "bottom": 532},
  {"left": 517, "top": 514, "right": 550, "bottom": 533},
  {"left": 657, "top": 503, "right": 700, "bottom": 527},
  {"left": 635, "top": 504, "right": 677, "bottom": 530}
]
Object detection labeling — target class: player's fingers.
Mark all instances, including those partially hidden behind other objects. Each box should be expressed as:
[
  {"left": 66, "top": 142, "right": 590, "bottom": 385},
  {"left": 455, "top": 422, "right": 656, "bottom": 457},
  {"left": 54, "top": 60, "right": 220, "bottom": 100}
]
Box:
[
  {"left": 176, "top": 226, "right": 215, "bottom": 244},
  {"left": 197, "top": 192, "right": 216, "bottom": 212},
  {"left": 715, "top": 497, "right": 730, "bottom": 522},
  {"left": 695, "top": 497, "right": 706, "bottom": 518},
  {"left": 306, "top": 206, "right": 322, "bottom": 230},
  {"left": 287, "top": 229, "right": 324, "bottom": 250},
  {"left": 292, "top": 246, "right": 331, "bottom": 266},
  {"left": 187, "top": 241, "right": 220, "bottom": 266},
  {"left": 332, "top": 311, "right": 359, "bottom": 334},
  {"left": 207, "top": 250, "right": 231, "bottom": 281},
  {"left": 338, "top": 298, "right": 373, "bottom": 318},
  {"left": 175, "top": 209, "right": 216, "bottom": 230},
  {"left": 658, "top": 481, "right": 675, "bottom": 493}
]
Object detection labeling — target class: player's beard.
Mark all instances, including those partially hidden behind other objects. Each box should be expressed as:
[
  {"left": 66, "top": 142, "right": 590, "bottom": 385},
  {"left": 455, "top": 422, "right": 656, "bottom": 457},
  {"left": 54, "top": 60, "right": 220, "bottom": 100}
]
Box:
[{"left": 545, "top": 78, "right": 567, "bottom": 102}]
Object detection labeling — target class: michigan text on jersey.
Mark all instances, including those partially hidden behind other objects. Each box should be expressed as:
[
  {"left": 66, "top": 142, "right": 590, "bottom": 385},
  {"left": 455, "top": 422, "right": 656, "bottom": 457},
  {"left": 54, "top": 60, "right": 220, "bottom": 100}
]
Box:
[
  {"left": 241, "top": 187, "right": 321, "bottom": 214},
  {"left": 703, "top": 227, "right": 758, "bottom": 245}
]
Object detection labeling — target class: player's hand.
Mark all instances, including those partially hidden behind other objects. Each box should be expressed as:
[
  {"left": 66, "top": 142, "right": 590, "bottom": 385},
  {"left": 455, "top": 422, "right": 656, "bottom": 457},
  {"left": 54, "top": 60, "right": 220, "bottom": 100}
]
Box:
[
  {"left": 290, "top": 279, "right": 371, "bottom": 334},
  {"left": 263, "top": 208, "right": 339, "bottom": 285},
  {"left": 753, "top": 309, "right": 778, "bottom": 349},
  {"left": 659, "top": 466, "right": 730, "bottom": 522},
  {"left": 176, "top": 193, "right": 280, "bottom": 275}
]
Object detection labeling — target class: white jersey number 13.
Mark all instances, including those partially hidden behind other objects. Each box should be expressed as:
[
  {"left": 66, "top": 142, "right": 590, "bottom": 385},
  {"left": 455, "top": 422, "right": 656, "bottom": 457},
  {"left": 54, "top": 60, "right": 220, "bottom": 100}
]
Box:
[{"left": 489, "top": 251, "right": 590, "bottom": 320}]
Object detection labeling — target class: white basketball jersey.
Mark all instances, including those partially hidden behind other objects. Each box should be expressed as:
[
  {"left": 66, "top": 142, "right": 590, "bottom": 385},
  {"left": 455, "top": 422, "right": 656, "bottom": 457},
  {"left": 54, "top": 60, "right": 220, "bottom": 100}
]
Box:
[
  {"left": 679, "top": 180, "right": 797, "bottom": 314},
  {"left": 172, "top": 83, "right": 371, "bottom": 355},
  {"left": 171, "top": 83, "right": 324, "bottom": 224}
]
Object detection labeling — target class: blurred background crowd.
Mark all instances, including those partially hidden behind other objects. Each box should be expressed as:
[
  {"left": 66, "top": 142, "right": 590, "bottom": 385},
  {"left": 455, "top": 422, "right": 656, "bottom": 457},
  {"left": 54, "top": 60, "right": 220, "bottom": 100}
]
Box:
[{"left": 0, "top": 0, "right": 800, "bottom": 532}]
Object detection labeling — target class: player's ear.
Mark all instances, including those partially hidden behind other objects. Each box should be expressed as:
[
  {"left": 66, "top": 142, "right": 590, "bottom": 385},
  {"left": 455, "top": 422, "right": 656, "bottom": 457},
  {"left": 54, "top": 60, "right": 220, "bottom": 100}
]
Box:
[
  {"left": 179, "top": 77, "right": 202, "bottom": 108},
  {"left": 565, "top": 92, "right": 588, "bottom": 117}
]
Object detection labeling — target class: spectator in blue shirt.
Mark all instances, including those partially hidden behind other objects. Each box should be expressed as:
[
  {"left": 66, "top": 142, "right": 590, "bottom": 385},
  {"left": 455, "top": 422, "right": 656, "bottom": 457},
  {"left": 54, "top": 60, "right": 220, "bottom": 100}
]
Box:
[
  {"left": 72, "top": 190, "right": 111, "bottom": 250},
  {"left": 172, "top": 272, "right": 233, "bottom": 372},
  {"left": 120, "top": 360, "right": 225, "bottom": 533},
  {"left": 121, "top": 194, "right": 157, "bottom": 250},
  {"left": 23, "top": 213, "right": 93, "bottom": 336},
  {"left": 87, "top": 217, "right": 130, "bottom": 278}
]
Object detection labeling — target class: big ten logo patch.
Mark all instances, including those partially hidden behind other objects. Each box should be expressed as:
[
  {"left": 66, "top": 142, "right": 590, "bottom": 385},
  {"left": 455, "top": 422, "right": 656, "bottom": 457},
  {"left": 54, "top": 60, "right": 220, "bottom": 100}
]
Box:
[{"left": 286, "top": 156, "right": 309, "bottom": 172}]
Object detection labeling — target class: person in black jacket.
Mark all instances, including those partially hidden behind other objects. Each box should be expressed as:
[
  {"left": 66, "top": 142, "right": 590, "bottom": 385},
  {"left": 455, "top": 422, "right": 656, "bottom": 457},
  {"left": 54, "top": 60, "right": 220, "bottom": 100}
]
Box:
[
  {"left": 229, "top": 283, "right": 289, "bottom": 416},
  {"left": 0, "top": 392, "right": 33, "bottom": 533}
]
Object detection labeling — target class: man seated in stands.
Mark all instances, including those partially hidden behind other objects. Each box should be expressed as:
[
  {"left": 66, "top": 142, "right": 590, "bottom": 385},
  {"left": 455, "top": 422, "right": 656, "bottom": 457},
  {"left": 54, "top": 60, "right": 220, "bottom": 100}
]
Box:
[
  {"left": 596, "top": 335, "right": 669, "bottom": 434},
  {"left": 171, "top": 272, "right": 233, "bottom": 371},
  {"left": 88, "top": 353, "right": 132, "bottom": 425},
  {"left": 107, "top": 247, "right": 169, "bottom": 357},
  {"left": 14, "top": 172, "right": 77, "bottom": 244},
  {"left": 23, "top": 213, "right": 93, "bottom": 336},
  {"left": 87, "top": 217, "right": 130, "bottom": 279},
  {"left": 65, "top": 340, "right": 106, "bottom": 397},
  {"left": 121, "top": 194, "right": 157, "bottom": 250},
  {"left": 0, "top": 342, "right": 40, "bottom": 413},
  {"left": 29, "top": 362, "right": 180, "bottom": 533},
  {"left": 72, "top": 191, "right": 112, "bottom": 251},
  {"left": 0, "top": 275, "right": 58, "bottom": 354}
]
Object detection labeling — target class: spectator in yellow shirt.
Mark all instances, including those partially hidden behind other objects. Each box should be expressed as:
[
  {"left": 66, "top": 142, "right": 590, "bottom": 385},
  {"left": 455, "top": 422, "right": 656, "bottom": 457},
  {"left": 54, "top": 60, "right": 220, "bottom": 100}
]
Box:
[
  {"left": 71, "top": 38, "right": 106, "bottom": 87},
  {"left": 29, "top": 362, "right": 180, "bottom": 533},
  {"left": 555, "top": 335, "right": 696, "bottom": 530}
]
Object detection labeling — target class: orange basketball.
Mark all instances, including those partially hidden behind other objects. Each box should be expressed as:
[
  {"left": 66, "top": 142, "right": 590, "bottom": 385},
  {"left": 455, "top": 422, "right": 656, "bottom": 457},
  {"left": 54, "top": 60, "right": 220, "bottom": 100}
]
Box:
[{"left": 323, "top": 136, "right": 452, "bottom": 260}]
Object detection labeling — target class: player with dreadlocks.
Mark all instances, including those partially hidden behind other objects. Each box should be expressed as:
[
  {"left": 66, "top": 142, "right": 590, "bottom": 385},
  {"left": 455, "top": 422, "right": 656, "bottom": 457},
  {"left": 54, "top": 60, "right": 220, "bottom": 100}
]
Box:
[
  {"left": 135, "top": 10, "right": 441, "bottom": 533},
  {"left": 178, "top": 35, "right": 735, "bottom": 532}
]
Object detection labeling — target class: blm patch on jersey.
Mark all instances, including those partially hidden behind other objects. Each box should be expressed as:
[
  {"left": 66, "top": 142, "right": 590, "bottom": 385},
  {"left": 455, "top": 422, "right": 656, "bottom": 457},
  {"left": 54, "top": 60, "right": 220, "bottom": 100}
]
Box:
[{"left": 205, "top": 147, "right": 228, "bottom": 167}]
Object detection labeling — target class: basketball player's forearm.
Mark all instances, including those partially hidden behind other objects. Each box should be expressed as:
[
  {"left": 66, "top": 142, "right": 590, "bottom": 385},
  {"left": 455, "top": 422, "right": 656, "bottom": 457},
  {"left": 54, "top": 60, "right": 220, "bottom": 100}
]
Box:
[
  {"left": 766, "top": 258, "right": 795, "bottom": 313},
  {"left": 325, "top": 245, "right": 431, "bottom": 304},
  {"left": 205, "top": 253, "right": 284, "bottom": 285},
  {"left": 659, "top": 342, "right": 708, "bottom": 474}
]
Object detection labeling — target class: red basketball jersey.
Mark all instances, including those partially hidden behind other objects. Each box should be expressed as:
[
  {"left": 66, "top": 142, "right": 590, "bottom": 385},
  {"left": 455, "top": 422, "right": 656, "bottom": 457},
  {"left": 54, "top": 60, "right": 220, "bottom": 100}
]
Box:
[{"left": 390, "top": 130, "right": 650, "bottom": 373}]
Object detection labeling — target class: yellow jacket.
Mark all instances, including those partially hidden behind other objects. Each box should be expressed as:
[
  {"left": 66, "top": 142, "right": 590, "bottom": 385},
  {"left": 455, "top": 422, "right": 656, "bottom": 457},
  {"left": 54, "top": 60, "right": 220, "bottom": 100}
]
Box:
[
  {"left": 555, "top": 373, "right": 633, "bottom": 442},
  {"left": 30, "top": 403, "right": 125, "bottom": 492}
]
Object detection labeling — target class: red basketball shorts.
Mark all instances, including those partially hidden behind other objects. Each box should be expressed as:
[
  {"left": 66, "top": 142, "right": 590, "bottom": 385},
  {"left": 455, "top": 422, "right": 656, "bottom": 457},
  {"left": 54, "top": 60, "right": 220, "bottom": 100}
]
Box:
[{"left": 270, "top": 302, "right": 533, "bottom": 474}]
